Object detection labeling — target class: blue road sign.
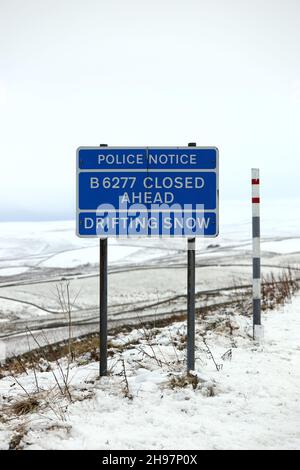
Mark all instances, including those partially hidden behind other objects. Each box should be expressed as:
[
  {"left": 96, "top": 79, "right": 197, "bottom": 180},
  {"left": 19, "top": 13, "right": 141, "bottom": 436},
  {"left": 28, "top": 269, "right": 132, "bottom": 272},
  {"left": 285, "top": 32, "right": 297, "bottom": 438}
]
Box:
[{"left": 77, "top": 147, "right": 219, "bottom": 237}]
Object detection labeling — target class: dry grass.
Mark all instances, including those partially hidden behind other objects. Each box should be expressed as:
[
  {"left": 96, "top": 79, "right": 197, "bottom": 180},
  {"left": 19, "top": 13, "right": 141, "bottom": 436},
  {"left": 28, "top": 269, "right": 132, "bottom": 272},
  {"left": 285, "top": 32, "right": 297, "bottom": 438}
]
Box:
[
  {"left": 169, "top": 372, "right": 217, "bottom": 397},
  {"left": 169, "top": 372, "right": 199, "bottom": 390},
  {"left": 262, "top": 268, "right": 299, "bottom": 311},
  {"left": 8, "top": 425, "right": 28, "bottom": 450},
  {"left": 0, "top": 334, "right": 100, "bottom": 377},
  {"left": 231, "top": 268, "right": 300, "bottom": 316},
  {"left": 11, "top": 396, "right": 40, "bottom": 416}
]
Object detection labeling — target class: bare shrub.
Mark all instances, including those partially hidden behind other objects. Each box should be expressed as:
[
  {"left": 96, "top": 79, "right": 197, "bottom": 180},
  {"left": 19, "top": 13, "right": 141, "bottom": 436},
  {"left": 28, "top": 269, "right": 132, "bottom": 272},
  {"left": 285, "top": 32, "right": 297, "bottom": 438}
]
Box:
[
  {"left": 228, "top": 269, "right": 299, "bottom": 318},
  {"left": 262, "top": 268, "right": 299, "bottom": 311},
  {"left": 26, "top": 328, "right": 73, "bottom": 402},
  {"left": 55, "top": 281, "right": 80, "bottom": 362},
  {"left": 120, "top": 358, "right": 133, "bottom": 400}
]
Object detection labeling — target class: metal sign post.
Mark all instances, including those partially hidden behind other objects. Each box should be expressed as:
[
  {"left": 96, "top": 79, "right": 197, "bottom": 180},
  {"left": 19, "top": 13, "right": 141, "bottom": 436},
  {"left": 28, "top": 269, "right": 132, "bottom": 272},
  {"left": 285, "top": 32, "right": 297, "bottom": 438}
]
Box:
[
  {"left": 99, "top": 144, "right": 108, "bottom": 377},
  {"left": 100, "top": 237, "right": 108, "bottom": 376},
  {"left": 187, "top": 237, "right": 196, "bottom": 371},
  {"left": 187, "top": 143, "right": 196, "bottom": 372},
  {"left": 251, "top": 168, "right": 263, "bottom": 341}
]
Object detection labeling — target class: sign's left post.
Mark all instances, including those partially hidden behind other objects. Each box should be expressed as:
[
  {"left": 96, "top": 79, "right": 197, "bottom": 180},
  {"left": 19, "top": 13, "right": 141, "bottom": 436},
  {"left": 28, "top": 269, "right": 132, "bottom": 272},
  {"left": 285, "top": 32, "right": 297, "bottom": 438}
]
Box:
[
  {"left": 100, "top": 237, "right": 108, "bottom": 376},
  {"left": 99, "top": 144, "right": 108, "bottom": 377}
]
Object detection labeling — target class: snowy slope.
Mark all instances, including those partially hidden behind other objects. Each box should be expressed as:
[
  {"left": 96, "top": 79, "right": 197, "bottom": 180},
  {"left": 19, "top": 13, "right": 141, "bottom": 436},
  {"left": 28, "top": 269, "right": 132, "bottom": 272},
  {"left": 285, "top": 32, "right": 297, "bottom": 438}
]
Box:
[
  {"left": 0, "top": 197, "right": 299, "bottom": 359},
  {"left": 0, "top": 293, "right": 299, "bottom": 450}
]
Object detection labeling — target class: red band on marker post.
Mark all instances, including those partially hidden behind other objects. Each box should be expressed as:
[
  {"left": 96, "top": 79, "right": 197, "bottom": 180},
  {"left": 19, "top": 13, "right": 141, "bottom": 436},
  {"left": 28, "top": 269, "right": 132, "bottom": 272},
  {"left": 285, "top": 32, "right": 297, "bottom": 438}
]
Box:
[
  {"left": 252, "top": 179, "right": 260, "bottom": 185},
  {"left": 252, "top": 197, "right": 260, "bottom": 203}
]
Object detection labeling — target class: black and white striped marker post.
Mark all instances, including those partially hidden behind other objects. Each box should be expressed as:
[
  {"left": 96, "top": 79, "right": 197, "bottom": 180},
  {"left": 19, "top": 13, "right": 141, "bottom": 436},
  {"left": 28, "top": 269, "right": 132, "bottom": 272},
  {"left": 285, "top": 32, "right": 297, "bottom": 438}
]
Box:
[{"left": 252, "top": 169, "right": 263, "bottom": 341}]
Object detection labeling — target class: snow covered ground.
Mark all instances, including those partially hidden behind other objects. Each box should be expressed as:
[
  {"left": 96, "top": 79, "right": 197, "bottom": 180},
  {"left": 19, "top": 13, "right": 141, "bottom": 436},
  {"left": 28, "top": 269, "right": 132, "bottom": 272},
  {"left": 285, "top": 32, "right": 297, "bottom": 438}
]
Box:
[{"left": 0, "top": 292, "right": 299, "bottom": 450}]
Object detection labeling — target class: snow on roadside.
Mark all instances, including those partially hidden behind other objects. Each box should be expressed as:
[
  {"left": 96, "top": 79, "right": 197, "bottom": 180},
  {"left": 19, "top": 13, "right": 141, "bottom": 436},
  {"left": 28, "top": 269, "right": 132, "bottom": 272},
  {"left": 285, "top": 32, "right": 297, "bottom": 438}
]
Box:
[
  {"left": 40, "top": 245, "right": 142, "bottom": 268},
  {"left": 0, "top": 295, "right": 300, "bottom": 450}
]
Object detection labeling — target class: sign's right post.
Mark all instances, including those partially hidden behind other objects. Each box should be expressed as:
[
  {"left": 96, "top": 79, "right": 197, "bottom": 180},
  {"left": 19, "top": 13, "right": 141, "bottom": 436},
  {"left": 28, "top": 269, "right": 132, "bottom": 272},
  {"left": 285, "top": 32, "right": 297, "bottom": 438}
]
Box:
[
  {"left": 252, "top": 168, "right": 263, "bottom": 341},
  {"left": 187, "top": 142, "right": 197, "bottom": 372}
]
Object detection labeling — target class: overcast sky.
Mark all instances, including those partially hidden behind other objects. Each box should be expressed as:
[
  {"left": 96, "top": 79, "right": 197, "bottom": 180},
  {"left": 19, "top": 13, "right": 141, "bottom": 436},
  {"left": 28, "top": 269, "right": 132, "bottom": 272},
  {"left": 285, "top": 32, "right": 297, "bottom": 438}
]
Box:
[{"left": 0, "top": 0, "right": 299, "bottom": 220}]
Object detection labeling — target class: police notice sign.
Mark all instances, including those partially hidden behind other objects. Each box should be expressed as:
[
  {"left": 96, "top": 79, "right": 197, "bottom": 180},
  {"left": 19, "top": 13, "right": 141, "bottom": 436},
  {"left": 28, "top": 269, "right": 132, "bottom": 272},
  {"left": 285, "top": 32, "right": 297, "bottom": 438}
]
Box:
[{"left": 76, "top": 147, "right": 218, "bottom": 237}]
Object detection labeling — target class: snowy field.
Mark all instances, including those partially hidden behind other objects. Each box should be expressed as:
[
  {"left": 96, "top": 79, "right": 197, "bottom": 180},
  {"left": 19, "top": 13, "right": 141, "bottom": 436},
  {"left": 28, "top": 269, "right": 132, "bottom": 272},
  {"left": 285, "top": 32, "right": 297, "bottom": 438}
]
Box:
[
  {"left": 0, "top": 198, "right": 300, "bottom": 358},
  {"left": 0, "top": 292, "right": 299, "bottom": 450}
]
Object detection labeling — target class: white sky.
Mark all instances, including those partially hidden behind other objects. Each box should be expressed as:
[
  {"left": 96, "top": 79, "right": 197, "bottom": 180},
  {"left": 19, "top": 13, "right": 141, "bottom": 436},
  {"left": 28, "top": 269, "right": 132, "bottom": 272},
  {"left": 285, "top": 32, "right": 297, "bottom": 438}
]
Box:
[{"left": 0, "top": 0, "right": 299, "bottom": 220}]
